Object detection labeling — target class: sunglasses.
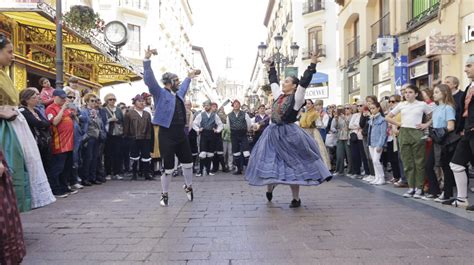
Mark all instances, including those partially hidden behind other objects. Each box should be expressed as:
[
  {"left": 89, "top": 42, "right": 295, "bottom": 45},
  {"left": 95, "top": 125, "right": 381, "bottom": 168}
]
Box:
[
  {"left": 389, "top": 100, "right": 398, "bottom": 103},
  {"left": 89, "top": 99, "right": 97, "bottom": 102},
  {"left": 344, "top": 107, "right": 351, "bottom": 109},
  {"left": 67, "top": 96, "right": 76, "bottom": 99},
  {"left": 357, "top": 105, "right": 363, "bottom": 107},
  {"left": 108, "top": 98, "right": 117, "bottom": 101}
]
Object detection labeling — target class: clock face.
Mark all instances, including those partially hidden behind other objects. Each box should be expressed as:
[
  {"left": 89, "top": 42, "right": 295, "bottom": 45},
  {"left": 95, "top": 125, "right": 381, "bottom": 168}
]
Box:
[{"left": 104, "top": 21, "right": 127, "bottom": 46}]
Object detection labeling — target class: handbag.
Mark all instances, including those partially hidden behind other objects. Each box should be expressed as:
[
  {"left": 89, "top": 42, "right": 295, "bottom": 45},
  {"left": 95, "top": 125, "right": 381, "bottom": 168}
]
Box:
[
  {"left": 429, "top": 105, "right": 448, "bottom": 144},
  {"left": 349, "top": 132, "right": 358, "bottom": 142}
]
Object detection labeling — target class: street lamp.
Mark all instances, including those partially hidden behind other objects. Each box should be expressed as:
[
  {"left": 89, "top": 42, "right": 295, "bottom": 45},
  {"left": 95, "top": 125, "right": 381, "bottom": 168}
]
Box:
[{"left": 257, "top": 33, "right": 299, "bottom": 78}]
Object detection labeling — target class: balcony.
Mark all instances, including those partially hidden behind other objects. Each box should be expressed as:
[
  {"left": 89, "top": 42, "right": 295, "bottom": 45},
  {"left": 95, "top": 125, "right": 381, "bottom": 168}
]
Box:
[
  {"left": 301, "top": 45, "right": 326, "bottom": 59},
  {"left": 346, "top": 36, "right": 360, "bottom": 64},
  {"left": 371, "top": 13, "right": 390, "bottom": 45},
  {"left": 118, "top": 0, "right": 149, "bottom": 10},
  {"left": 407, "top": 0, "right": 439, "bottom": 31},
  {"left": 302, "top": 0, "right": 325, "bottom": 15}
]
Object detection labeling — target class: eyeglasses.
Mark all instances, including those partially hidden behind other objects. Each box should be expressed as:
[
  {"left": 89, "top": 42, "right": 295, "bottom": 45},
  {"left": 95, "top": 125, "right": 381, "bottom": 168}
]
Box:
[
  {"left": 389, "top": 100, "right": 397, "bottom": 103},
  {"left": 357, "top": 105, "right": 363, "bottom": 107},
  {"left": 89, "top": 99, "right": 97, "bottom": 103},
  {"left": 67, "top": 96, "right": 76, "bottom": 99},
  {"left": 344, "top": 107, "right": 351, "bottom": 109},
  {"left": 108, "top": 98, "right": 116, "bottom": 101}
]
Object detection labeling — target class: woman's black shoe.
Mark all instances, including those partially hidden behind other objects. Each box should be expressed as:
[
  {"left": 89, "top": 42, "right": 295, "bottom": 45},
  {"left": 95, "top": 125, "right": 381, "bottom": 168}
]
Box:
[
  {"left": 289, "top": 199, "right": 301, "bottom": 208},
  {"left": 266, "top": 192, "right": 273, "bottom": 202},
  {"left": 90, "top": 180, "right": 102, "bottom": 185}
]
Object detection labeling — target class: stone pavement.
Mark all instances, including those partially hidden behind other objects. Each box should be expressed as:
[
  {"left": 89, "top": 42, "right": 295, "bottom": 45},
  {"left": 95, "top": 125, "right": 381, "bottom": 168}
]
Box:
[{"left": 20, "top": 173, "right": 474, "bottom": 265}]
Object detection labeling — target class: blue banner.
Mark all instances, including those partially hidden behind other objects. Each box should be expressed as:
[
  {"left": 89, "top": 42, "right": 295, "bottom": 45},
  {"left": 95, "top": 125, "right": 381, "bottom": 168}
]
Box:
[
  {"left": 394, "top": 55, "right": 408, "bottom": 89},
  {"left": 310, "top": 72, "right": 329, "bottom": 84}
]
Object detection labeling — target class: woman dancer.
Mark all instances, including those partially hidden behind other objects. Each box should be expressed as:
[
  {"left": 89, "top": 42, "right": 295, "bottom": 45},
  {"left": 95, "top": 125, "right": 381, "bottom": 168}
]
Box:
[
  {"left": 299, "top": 99, "right": 331, "bottom": 169},
  {"left": 245, "top": 53, "right": 332, "bottom": 208}
]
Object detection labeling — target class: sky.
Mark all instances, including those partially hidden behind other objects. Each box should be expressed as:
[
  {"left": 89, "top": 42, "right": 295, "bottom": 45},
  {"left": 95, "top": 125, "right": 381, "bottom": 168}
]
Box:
[
  {"left": 189, "top": 0, "right": 268, "bottom": 83},
  {"left": 101, "top": 0, "right": 268, "bottom": 105}
]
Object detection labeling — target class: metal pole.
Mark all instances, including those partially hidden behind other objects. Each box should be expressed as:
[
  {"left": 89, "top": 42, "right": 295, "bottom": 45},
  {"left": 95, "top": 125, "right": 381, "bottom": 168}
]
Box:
[
  {"left": 55, "top": 0, "right": 64, "bottom": 89},
  {"left": 275, "top": 52, "right": 281, "bottom": 79}
]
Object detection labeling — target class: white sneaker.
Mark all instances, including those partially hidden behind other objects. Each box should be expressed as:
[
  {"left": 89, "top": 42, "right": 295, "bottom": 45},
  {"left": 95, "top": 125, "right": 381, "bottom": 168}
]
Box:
[
  {"left": 372, "top": 178, "right": 386, "bottom": 185},
  {"left": 208, "top": 172, "right": 215, "bottom": 176},
  {"left": 105, "top": 175, "right": 112, "bottom": 181},
  {"left": 403, "top": 188, "right": 415, "bottom": 198},
  {"left": 195, "top": 172, "right": 202, "bottom": 177},
  {"left": 413, "top": 188, "right": 424, "bottom": 199},
  {"left": 72, "top": 183, "right": 84, "bottom": 189},
  {"left": 113, "top": 175, "right": 124, "bottom": 180},
  {"left": 364, "top": 176, "right": 375, "bottom": 182}
]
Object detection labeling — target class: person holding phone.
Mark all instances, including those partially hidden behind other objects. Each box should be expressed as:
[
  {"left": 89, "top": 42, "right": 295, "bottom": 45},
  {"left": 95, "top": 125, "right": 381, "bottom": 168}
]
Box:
[{"left": 245, "top": 53, "right": 332, "bottom": 208}]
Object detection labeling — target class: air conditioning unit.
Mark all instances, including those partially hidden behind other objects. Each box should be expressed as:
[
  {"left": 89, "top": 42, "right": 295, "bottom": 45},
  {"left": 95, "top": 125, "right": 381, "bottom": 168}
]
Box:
[{"left": 376, "top": 37, "right": 395, "bottom": 53}]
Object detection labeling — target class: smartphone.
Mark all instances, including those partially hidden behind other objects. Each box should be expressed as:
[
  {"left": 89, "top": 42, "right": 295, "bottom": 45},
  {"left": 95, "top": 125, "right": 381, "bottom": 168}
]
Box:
[
  {"left": 337, "top": 109, "right": 344, "bottom": 116},
  {"left": 195, "top": 69, "right": 201, "bottom": 75}
]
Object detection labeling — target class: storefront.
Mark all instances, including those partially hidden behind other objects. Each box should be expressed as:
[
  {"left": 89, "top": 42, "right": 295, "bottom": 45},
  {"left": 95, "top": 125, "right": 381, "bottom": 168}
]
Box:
[
  {"left": 347, "top": 71, "right": 360, "bottom": 103},
  {"left": 0, "top": 2, "right": 142, "bottom": 93},
  {"left": 373, "top": 59, "right": 392, "bottom": 100},
  {"left": 407, "top": 41, "right": 442, "bottom": 90}
]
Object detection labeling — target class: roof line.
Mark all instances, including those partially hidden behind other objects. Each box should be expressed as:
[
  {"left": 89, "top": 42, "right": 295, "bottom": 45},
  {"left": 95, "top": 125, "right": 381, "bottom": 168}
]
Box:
[
  {"left": 263, "top": 0, "right": 275, "bottom": 27},
  {"left": 192, "top": 45, "right": 214, "bottom": 82}
]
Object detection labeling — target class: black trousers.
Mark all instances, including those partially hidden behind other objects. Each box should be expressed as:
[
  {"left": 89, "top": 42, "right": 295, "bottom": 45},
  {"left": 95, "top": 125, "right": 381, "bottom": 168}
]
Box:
[
  {"left": 130, "top": 139, "right": 152, "bottom": 161},
  {"left": 159, "top": 125, "right": 193, "bottom": 170},
  {"left": 49, "top": 151, "right": 73, "bottom": 194},
  {"left": 426, "top": 143, "right": 456, "bottom": 197},
  {"left": 200, "top": 130, "right": 216, "bottom": 154},
  {"left": 386, "top": 141, "right": 401, "bottom": 180},
  {"left": 104, "top": 135, "right": 122, "bottom": 175},
  {"left": 188, "top": 129, "right": 199, "bottom": 156},
  {"left": 231, "top": 130, "right": 250, "bottom": 155}
]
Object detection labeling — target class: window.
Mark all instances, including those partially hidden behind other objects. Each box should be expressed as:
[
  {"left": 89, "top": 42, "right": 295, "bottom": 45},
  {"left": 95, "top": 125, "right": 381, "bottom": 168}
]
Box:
[
  {"left": 348, "top": 73, "right": 360, "bottom": 94},
  {"left": 127, "top": 24, "right": 141, "bottom": 56},
  {"left": 412, "top": 0, "right": 439, "bottom": 19},
  {"left": 308, "top": 26, "right": 323, "bottom": 54}
]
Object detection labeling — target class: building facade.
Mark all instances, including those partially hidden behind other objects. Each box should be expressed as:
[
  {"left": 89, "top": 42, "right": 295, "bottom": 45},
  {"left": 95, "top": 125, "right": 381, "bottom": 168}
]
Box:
[
  {"left": 189, "top": 45, "right": 218, "bottom": 107},
  {"left": 249, "top": 0, "right": 341, "bottom": 108},
  {"left": 337, "top": 0, "right": 474, "bottom": 104}
]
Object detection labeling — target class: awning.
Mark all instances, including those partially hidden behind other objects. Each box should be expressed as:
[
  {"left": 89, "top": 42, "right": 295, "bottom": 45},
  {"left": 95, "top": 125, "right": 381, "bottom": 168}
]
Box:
[
  {"left": 310, "top": 72, "right": 329, "bottom": 84},
  {"left": 0, "top": 3, "right": 142, "bottom": 87}
]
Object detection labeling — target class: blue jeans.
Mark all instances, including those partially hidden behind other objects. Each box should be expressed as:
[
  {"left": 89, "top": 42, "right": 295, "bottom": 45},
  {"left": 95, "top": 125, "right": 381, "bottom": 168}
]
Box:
[{"left": 48, "top": 151, "right": 73, "bottom": 194}]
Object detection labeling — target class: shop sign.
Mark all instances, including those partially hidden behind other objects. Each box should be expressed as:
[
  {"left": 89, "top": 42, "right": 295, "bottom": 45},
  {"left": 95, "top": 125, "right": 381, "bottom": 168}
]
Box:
[
  {"left": 465, "top": 25, "right": 474, "bottom": 43},
  {"left": 410, "top": 61, "right": 429, "bottom": 79},
  {"left": 426, "top": 35, "right": 456, "bottom": 55},
  {"left": 305, "top": 86, "right": 328, "bottom": 99}
]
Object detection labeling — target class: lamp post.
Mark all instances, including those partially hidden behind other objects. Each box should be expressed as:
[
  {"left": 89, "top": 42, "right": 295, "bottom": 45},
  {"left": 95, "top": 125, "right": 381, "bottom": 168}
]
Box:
[
  {"left": 55, "top": 0, "right": 64, "bottom": 89},
  {"left": 258, "top": 33, "right": 299, "bottom": 78}
]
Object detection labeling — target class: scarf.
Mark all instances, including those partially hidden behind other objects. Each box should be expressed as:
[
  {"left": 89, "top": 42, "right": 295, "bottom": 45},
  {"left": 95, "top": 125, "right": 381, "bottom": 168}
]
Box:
[{"left": 0, "top": 68, "right": 18, "bottom": 105}]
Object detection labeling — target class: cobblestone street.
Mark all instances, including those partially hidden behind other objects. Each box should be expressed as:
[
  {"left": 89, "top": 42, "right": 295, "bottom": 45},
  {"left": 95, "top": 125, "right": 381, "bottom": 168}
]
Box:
[{"left": 21, "top": 174, "right": 474, "bottom": 265}]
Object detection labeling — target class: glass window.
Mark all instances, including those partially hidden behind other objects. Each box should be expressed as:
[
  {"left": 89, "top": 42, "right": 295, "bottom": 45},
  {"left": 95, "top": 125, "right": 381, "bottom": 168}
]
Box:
[
  {"left": 308, "top": 26, "right": 323, "bottom": 54},
  {"left": 127, "top": 24, "right": 141, "bottom": 56},
  {"left": 348, "top": 73, "right": 360, "bottom": 94}
]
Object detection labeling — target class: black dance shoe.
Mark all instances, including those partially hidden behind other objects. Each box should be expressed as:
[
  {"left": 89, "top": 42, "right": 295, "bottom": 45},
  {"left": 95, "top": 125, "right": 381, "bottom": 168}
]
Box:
[{"left": 289, "top": 199, "right": 301, "bottom": 208}]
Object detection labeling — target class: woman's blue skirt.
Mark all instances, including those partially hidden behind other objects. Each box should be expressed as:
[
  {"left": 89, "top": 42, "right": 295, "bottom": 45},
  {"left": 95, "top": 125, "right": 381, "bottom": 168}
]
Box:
[{"left": 245, "top": 123, "right": 332, "bottom": 186}]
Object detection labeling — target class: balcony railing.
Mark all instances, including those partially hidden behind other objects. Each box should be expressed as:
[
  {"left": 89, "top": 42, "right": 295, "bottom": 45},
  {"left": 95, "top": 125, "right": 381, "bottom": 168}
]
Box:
[
  {"left": 346, "top": 36, "right": 360, "bottom": 64},
  {"left": 302, "top": 0, "right": 325, "bottom": 15},
  {"left": 371, "top": 13, "right": 390, "bottom": 45},
  {"left": 407, "top": 0, "right": 439, "bottom": 30},
  {"left": 118, "top": 0, "right": 149, "bottom": 10},
  {"left": 302, "top": 45, "right": 326, "bottom": 59}
]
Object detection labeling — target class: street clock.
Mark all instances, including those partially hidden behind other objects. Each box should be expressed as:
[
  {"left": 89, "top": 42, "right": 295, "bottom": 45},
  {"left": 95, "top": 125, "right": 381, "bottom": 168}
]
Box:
[{"left": 104, "top": 21, "right": 128, "bottom": 47}]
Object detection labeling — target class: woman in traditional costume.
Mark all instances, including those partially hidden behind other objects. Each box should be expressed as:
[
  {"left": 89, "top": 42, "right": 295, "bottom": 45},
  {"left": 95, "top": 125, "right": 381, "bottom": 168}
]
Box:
[{"left": 245, "top": 54, "right": 332, "bottom": 208}]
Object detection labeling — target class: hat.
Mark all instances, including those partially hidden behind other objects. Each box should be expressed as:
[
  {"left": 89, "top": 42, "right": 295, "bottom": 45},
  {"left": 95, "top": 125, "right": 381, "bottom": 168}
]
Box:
[
  {"left": 132, "top": 94, "right": 144, "bottom": 104},
  {"left": 466, "top": 55, "right": 474, "bottom": 65},
  {"left": 232, "top": 99, "right": 241, "bottom": 106},
  {"left": 141, "top": 92, "right": 151, "bottom": 99},
  {"left": 203, "top": 99, "right": 211, "bottom": 106},
  {"left": 68, "top": 76, "right": 79, "bottom": 84},
  {"left": 53, "top": 89, "right": 67, "bottom": 99}
]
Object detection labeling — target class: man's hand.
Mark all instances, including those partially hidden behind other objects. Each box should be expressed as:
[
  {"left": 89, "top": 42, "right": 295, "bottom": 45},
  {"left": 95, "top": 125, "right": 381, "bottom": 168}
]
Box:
[
  {"left": 188, "top": 69, "right": 199, "bottom": 78},
  {"left": 144, "top": 45, "right": 157, "bottom": 60},
  {"left": 376, "top": 147, "right": 383, "bottom": 153},
  {"left": 199, "top": 128, "right": 203, "bottom": 132},
  {"left": 310, "top": 52, "right": 322, "bottom": 65}
]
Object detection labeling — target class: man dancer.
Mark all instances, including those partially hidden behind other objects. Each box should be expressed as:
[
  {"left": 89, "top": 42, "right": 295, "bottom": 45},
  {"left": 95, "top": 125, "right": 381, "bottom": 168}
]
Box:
[
  {"left": 143, "top": 46, "right": 198, "bottom": 206},
  {"left": 193, "top": 100, "right": 224, "bottom": 176},
  {"left": 211, "top": 102, "right": 229, "bottom": 173},
  {"left": 123, "top": 94, "right": 154, "bottom": 181},
  {"left": 449, "top": 55, "right": 474, "bottom": 211},
  {"left": 251, "top": 104, "right": 269, "bottom": 148},
  {"left": 227, "top": 100, "right": 252, "bottom": 175}
]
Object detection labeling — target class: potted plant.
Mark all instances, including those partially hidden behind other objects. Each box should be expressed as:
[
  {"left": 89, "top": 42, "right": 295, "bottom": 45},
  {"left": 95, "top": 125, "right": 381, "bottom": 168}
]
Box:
[{"left": 64, "top": 5, "right": 101, "bottom": 34}]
